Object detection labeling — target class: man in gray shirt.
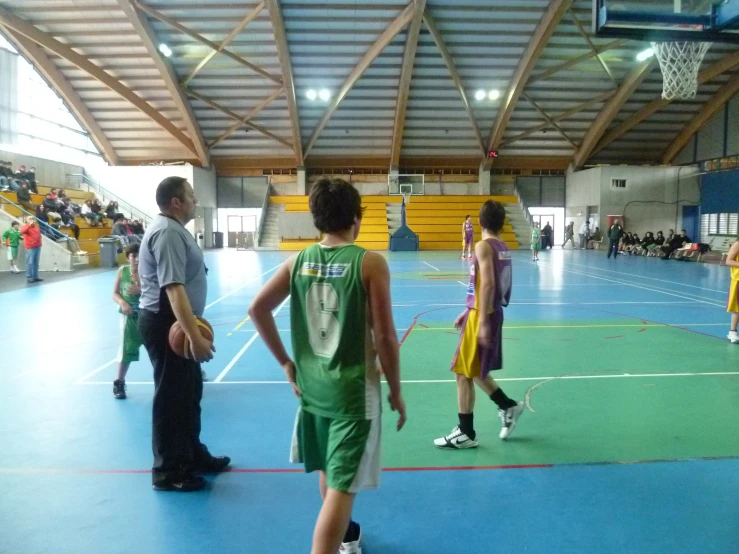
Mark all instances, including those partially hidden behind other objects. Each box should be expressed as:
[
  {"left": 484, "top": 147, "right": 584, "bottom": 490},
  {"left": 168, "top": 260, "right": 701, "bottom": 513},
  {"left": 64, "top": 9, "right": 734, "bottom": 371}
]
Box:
[{"left": 138, "top": 176, "right": 230, "bottom": 492}]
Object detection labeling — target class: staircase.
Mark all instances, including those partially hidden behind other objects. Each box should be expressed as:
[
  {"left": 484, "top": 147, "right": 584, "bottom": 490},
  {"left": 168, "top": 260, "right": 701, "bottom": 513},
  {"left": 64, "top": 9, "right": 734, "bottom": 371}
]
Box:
[
  {"left": 258, "top": 202, "right": 283, "bottom": 250},
  {"left": 504, "top": 201, "right": 532, "bottom": 250},
  {"left": 386, "top": 202, "right": 403, "bottom": 234}
]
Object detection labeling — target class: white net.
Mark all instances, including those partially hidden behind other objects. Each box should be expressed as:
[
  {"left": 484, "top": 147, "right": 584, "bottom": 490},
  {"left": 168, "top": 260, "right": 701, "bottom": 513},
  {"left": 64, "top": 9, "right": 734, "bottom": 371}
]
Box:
[{"left": 651, "top": 41, "right": 711, "bottom": 100}]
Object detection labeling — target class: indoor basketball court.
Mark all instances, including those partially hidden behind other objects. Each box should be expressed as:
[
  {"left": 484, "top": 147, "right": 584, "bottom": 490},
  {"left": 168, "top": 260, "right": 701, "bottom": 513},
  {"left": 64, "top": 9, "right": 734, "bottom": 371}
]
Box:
[{"left": 2, "top": 1, "right": 739, "bottom": 553}]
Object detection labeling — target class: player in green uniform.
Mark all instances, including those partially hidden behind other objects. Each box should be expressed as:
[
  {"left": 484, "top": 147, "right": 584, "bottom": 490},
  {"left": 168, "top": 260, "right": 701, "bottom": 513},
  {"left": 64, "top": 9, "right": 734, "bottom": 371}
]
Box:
[
  {"left": 112, "top": 243, "right": 143, "bottom": 399},
  {"left": 249, "top": 177, "right": 406, "bottom": 554}
]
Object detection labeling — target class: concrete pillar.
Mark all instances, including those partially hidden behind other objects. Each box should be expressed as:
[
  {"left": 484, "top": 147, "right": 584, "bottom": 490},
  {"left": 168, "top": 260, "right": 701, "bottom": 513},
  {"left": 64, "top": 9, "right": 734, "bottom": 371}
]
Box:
[
  {"left": 389, "top": 168, "right": 399, "bottom": 195},
  {"left": 478, "top": 162, "right": 491, "bottom": 195},
  {"left": 297, "top": 166, "right": 306, "bottom": 195}
]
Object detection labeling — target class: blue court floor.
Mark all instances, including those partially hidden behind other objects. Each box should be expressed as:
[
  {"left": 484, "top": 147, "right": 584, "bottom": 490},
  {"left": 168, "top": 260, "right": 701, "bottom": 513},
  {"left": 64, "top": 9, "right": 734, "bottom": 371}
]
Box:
[{"left": 1, "top": 247, "right": 737, "bottom": 554}]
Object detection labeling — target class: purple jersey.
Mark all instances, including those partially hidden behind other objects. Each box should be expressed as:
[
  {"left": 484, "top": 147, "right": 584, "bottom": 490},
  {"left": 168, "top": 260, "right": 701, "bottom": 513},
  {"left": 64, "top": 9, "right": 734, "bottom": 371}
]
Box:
[
  {"left": 464, "top": 221, "right": 473, "bottom": 238},
  {"left": 465, "top": 238, "right": 512, "bottom": 311}
]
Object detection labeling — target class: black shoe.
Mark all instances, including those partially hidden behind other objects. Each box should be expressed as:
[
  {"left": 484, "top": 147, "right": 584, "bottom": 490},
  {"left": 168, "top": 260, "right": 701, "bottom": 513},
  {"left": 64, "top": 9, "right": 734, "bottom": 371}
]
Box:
[
  {"left": 194, "top": 456, "right": 231, "bottom": 474},
  {"left": 152, "top": 474, "right": 206, "bottom": 492},
  {"left": 113, "top": 379, "right": 126, "bottom": 399},
  {"left": 32, "top": 278, "right": 43, "bottom": 282}
]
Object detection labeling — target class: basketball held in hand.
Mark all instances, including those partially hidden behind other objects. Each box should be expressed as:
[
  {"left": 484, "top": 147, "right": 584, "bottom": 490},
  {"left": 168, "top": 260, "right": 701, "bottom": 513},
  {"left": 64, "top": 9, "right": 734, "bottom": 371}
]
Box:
[{"left": 168, "top": 317, "right": 214, "bottom": 359}]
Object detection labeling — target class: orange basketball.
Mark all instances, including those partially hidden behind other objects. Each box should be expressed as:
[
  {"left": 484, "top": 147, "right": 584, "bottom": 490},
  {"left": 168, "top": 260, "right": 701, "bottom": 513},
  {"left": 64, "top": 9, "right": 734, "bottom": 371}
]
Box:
[{"left": 168, "top": 316, "right": 214, "bottom": 359}]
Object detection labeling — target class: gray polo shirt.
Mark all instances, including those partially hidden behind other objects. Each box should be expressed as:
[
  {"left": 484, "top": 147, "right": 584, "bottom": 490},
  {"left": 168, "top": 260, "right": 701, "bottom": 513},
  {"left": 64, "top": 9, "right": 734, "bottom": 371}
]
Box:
[{"left": 138, "top": 214, "right": 207, "bottom": 316}]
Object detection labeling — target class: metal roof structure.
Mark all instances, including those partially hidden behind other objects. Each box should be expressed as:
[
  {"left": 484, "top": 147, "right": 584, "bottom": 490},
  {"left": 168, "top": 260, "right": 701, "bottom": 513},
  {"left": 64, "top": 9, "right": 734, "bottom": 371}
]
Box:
[{"left": 1, "top": 0, "right": 738, "bottom": 170}]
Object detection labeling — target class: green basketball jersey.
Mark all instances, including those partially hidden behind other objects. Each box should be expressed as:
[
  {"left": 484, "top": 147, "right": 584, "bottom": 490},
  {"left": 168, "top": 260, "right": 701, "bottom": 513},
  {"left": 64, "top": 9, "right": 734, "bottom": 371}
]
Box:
[
  {"left": 290, "top": 243, "right": 380, "bottom": 421},
  {"left": 118, "top": 265, "right": 141, "bottom": 315}
]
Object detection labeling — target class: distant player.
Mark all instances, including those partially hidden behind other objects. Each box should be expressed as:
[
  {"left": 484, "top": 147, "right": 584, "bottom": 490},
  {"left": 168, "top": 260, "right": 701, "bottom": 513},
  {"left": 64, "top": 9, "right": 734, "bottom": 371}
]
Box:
[
  {"left": 434, "top": 200, "right": 524, "bottom": 450},
  {"left": 461, "top": 215, "right": 474, "bottom": 259},
  {"left": 112, "top": 243, "right": 143, "bottom": 399},
  {"left": 725, "top": 239, "right": 739, "bottom": 344},
  {"left": 249, "top": 177, "right": 406, "bottom": 554},
  {"left": 531, "top": 221, "right": 541, "bottom": 262}
]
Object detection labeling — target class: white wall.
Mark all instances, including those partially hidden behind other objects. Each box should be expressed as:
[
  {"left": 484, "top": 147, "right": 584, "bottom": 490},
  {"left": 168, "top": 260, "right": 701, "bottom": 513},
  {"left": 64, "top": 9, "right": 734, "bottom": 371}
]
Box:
[
  {"left": 565, "top": 166, "right": 601, "bottom": 234},
  {"left": 599, "top": 166, "right": 700, "bottom": 236}
]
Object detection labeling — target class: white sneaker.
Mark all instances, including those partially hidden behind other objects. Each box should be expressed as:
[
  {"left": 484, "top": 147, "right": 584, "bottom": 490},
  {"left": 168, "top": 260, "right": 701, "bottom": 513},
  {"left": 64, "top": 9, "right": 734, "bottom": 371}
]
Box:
[
  {"left": 498, "top": 402, "right": 525, "bottom": 440},
  {"left": 728, "top": 331, "right": 739, "bottom": 344},
  {"left": 339, "top": 521, "right": 362, "bottom": 554},
  {"left": 433, "top": 425, "right": 478, "bottom": 449}
]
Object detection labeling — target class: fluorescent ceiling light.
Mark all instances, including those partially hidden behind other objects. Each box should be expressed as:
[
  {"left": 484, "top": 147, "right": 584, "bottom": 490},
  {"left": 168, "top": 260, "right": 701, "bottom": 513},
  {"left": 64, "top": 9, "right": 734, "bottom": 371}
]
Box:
[
  {"left": 488, "top": 89, "right": 501, "bottom": 101},
  {"left": 475, "top": 90, "right": 486, "bottom": 101},
  {"left": 306, "top": 89, "right": 317, "bottom": 100},
  {"left": 636, "top": 48, "right": 654, "bottom": 62},
  {"left": 319, "top": 89, "right": 331, "bottom": 101}
]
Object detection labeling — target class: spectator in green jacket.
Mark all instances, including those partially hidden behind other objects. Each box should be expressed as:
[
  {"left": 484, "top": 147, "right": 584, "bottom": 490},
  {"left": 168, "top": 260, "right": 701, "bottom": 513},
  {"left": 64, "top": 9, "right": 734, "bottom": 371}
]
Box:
[{"left": 2, "top": 221, "right": 21, "bottom": 274}]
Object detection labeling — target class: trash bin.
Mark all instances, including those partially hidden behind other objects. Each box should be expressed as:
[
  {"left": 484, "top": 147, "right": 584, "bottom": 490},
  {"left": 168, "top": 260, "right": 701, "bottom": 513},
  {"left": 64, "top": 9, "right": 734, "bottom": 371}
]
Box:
[
  {"left": 213, "top": 231, "right": 224, "bottom": 249},
  {"left": 196, "top": 232, "right": 205, "bottom": 250},
  {"left": 98, "top": 237, "right": 119, "bottom": 268}
]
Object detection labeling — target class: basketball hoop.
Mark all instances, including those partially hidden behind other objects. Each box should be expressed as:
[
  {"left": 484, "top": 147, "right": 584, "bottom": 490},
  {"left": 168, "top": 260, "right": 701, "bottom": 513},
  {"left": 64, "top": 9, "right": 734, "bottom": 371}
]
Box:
[
  {"left": 401, "top": 191, "right": 411, "bottom": 206},
  {"left": 651, "top": 41, "right": 711, "bottom": 100}
]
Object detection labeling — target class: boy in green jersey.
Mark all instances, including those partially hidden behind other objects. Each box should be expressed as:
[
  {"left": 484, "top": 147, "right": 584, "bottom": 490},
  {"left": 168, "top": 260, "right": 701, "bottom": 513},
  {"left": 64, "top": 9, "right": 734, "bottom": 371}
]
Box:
[
  {"left": 249, "top": 178, "right": 406, "bottom": 554},
  {"left": 2, "top": 221, "right": 21, "bottom": 273},
  {"left": 111, "top": 243, "right": 143, "bottom": 399}
]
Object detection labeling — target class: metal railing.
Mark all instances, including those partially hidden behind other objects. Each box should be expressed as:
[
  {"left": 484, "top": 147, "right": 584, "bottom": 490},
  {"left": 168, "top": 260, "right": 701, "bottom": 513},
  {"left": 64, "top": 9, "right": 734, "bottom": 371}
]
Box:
[
  {"left": 0, "top": 194, "right": 78, "bottom": 246},
  {"left": 67, "top": 173, "right": 152, "bottom": 226},
  {"left": 255, "top": 183, "right": 271, "bottom": 247},
  {"left": 512, "top": 180, "right": 534, "bottom": 228}
]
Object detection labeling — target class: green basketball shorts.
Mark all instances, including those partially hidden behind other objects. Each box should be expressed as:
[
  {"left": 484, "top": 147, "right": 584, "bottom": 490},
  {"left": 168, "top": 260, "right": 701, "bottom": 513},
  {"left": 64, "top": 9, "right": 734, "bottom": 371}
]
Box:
[
  {"left": 290, "top": 408, "right": 381, "bottom": 493},
  {"left": 117, "top": 314, "right": 142, "bottom": 364}
]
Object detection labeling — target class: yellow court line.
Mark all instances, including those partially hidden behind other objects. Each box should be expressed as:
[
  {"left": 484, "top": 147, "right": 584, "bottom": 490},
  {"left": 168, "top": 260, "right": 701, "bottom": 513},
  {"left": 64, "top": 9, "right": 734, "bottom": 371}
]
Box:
[
  {"left": 227, "top": 315, "right": 252, "bottom": 336},
  {"left": 255, "top": 323, "right": 727, "bottom": 333}
]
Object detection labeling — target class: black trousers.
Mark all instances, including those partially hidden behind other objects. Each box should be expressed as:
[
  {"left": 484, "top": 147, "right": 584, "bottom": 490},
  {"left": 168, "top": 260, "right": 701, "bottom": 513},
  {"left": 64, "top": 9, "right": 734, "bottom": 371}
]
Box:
[
  {"left": 138, "top": 308, "right": 209, "bottom": 483},
  {"left": 607, "top": 240, "right": 619, "bottom": 258}
]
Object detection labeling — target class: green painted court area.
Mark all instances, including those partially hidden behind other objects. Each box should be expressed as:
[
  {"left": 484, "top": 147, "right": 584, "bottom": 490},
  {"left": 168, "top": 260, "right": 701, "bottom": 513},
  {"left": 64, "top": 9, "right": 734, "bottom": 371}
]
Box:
[{"left": 382, "top": 317, "right": 739, "bottom": 468}]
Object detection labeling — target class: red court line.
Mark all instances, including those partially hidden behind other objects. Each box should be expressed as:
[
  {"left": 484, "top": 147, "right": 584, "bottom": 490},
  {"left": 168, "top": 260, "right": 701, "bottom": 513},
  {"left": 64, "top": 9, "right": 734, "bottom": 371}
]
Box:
[
  {"left": 4, "top": 455, "right": 738, "bottom": 476},
  {"left": 604, "top": 335, "right": 624, "bottom": 340},
  {"left": 399, "top": 306, "right": 456, "bottom": 346}
]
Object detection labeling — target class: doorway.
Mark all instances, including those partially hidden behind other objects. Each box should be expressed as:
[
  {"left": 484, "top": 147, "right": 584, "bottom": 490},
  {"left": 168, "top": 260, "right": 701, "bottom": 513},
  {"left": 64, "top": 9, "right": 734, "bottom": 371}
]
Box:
[
  {"left": 227, "top": 215, "right": 256, "bottom": 248},
  {"left": 531, "top": 213, "right": 555, "bottom": 249}
]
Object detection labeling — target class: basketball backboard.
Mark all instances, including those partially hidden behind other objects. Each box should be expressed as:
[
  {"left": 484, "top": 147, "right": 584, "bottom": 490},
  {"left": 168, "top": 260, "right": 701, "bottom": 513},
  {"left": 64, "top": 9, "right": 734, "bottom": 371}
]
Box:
[{"left": 593, "top": 0, "right": 739, "bottom": 43}]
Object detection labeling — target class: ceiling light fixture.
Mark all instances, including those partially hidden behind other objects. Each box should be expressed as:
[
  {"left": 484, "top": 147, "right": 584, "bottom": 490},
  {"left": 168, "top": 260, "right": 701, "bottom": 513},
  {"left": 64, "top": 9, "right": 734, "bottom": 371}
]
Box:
[
  {"left": 158, "top": 43, "right": 172, "bottom": 58},
  {"left": 488, "top": 89, "right": 501, "bottom": 101},
  {"left": 636, "top": 48, "right": 654, "bottom": 62},
  {"left": 319, "top": 89, "right": 331, "bottom": 101},
  {"left": 306, "top": 89, "right": 317, "bottom": 100},
  {"left": 475, "top": 90, "right": 486, "bottom": 101}
]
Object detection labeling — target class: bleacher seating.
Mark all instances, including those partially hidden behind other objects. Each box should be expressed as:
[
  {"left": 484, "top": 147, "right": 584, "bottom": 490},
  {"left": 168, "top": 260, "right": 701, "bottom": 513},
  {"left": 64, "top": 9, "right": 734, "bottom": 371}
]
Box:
[
  {"left": 0, "top": 186, "right": 112, "bottom": 258},
  {"left": 405, "top": 196, "right": 519, "bottom": 250},
  {"left": 270, "top": 195, "right": 399, "bottom": 251}
]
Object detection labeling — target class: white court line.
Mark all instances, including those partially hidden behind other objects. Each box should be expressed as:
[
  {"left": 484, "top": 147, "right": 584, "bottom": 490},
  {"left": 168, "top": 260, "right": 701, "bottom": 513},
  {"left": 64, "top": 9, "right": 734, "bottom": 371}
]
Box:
[
  {"left": 561, "top": 259, "right": 729, "bottom": 294},
  {"left": 457, "top": 281, "right": 467, "bottom": 287},
  {"left": 422, "top": 261, "right": 441, "bottom": 272},
  {"left": 213, "top": 295, "right": 291, "bottom": 383},
  {"left": 74, "top": 358, "right": 117, "bottom": 384},
  {"left": 204, "top": 263, "right": 281, "bottom": 311},
  {"left": 76, "top": 370, "right": 739, "bottom": 386},
  {"left": 515, "top": 257, "right": 725, "bottom": 308}
]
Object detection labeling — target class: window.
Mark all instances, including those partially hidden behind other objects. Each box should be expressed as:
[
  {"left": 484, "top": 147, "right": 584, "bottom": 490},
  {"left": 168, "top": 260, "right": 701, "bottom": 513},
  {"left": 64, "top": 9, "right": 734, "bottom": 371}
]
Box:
[
  {"left": 703, "top": 212, "right": 739, "bottom": 236},
  {"left": 611, "top": 179, "right": 627, "bottom": 189}
]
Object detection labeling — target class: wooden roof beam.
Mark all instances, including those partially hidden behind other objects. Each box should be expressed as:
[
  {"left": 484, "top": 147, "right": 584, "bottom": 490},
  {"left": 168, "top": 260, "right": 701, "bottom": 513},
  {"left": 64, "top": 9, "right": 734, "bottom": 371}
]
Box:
[
  {"left": 390, "top": 0, "right": 427, "bottom": 170},
  {"left": 592, "top": 50, "right": 739, "bottom": 157},
  {"left": 423, "top": 10, "right": 485, "bottom": 156},
  {"left": 186, "top": 88, "right": 293, "bottom": 151},
  {"left": 2, "top": 28, "right": 119, "bottom": 165},
  {"left": 134, "top": 1, "right": 282, "bottom": 86},
  {"left": 662, "top": 73, "right": 739, "bottom": 164},
  {"left": 266, "top": 0, "right": 303, "bottom": 166},
  {"left": 503, "top": 90, "right": 615, "bottom": 147},
  {"left": 183, "top": 2, "right": 265, "bottom": 87},
  {"left": 208, "top": 87, "right": 284, "bottom": 148},
  {"left": 569, "top": 10, "right": 616, "bottom": 85},
  {"left": 116, "top": 0, "right": 209, "bottom": 166},
  {"left": 572, "top": 59, "right": 656, "bottom": 169},
  {"left": 486, "top": 0, "right": 573, "bottom": 154},
  {"left": 0, "top": 6, "right": 197, "bottom": 158},
  {"left": 521, "top": 92, "right": 577, "bottom": 149},
  {"left": 304, "top": 2, "right": 415, "bottom": 156}
]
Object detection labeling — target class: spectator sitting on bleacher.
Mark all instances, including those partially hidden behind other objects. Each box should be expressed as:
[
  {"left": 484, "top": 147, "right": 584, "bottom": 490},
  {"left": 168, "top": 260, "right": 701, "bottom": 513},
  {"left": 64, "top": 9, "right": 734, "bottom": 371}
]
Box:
[
  {"left": 49, "top": 188, "right": 58, "bottom": 201},
  {"left": 42, "top": 193, "right": 63, "bottom": 225},
  {"left": 15, "top": 165, "right": 36, "bottom": 193},
  {"left": 59, "top": 199, "right": 80, "bottom": 239},
  {"left": 661, "top": 229, "right": 690, "bottom": 260},
  {"left": 15, "top": 181, "right": 34, "bottom": 212},
  {"left": 105, "top": 201, "right": 124, "bottom": 220},
  {"left": 91, "top": 198, "right": 103, "bottom": 219},
  {"left": 619, "top": 232, "right": 633, "bottom": 253},
  {"left": 635, "top": 232, "right": 654, "bottom": 256},
  {"left": 81, "top": 200, "right": 102, "bottom": 226},
  {"left": 131, "top": 219, "right": 145, "bottom": 235},
  {"left": 0, "top": 161, "right": 20, "bottom": 191},
  {"left": 112, "top": 214, "right": 128, "bottom": 236}
]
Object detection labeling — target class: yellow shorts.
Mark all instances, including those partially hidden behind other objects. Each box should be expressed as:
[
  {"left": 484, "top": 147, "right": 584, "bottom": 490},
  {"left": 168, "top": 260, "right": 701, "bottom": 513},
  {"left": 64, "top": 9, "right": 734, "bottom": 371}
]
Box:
[
  {"left": 450, "top": 308, "right": 503, "bottom": 379},
  {"left": 728, "top": 279, "right": 739, "bottom": 313}
]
